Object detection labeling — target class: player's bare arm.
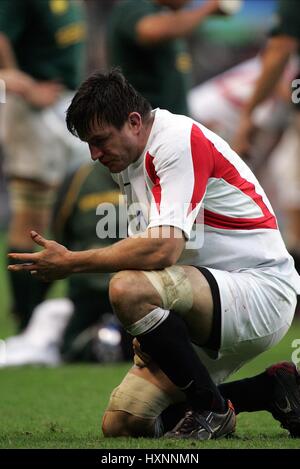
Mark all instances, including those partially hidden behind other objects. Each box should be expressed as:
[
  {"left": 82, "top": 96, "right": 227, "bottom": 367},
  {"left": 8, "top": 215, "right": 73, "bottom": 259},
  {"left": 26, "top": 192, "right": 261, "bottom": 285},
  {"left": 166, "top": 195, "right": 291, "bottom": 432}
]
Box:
[
  {"left": 0, "top": 31, "right": 62, "bottom": 107},
  {"left": 233, "top": 35, "right": 298, "bottom": 156},
  {"left": 136, "top": 0, "right": 225, "bottom": 46},
  {"left": 7, "top": 226, "right": 185, "bottom": 281},
  {"left": 0, "top": 32, "right": 17, "bottom": 68}
]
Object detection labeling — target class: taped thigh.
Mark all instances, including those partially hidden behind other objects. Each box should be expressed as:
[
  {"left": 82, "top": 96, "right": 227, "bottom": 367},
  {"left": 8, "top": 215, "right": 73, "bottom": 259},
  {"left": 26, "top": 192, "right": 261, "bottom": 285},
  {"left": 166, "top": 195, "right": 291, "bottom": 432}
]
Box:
[{"left": 142, "top": 265, "right": 193, "bottom": 315}]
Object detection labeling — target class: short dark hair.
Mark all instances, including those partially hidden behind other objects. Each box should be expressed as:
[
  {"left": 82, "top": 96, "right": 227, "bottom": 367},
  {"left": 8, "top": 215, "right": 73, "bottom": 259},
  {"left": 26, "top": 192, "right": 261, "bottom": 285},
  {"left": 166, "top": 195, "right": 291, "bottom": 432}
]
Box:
[{"left": 66, "top": 69, "right": 152, "bottom": 140}]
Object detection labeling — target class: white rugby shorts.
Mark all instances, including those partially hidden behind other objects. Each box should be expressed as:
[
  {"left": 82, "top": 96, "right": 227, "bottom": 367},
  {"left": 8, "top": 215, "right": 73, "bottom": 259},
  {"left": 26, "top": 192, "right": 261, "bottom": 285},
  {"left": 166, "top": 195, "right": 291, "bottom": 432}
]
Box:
[
  {"left": 195, "top": 266, "right": 296, "bottom": 384},
  {"left": 2, "top": 93, "right": 89, "bottom": 185}
]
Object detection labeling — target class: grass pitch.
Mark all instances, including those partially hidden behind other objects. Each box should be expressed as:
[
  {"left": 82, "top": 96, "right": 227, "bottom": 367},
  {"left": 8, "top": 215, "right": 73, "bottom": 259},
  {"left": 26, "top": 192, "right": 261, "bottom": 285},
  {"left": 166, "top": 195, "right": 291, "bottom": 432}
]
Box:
[{"left": 1, "top": 231, "right": 300, "bottom": 449}]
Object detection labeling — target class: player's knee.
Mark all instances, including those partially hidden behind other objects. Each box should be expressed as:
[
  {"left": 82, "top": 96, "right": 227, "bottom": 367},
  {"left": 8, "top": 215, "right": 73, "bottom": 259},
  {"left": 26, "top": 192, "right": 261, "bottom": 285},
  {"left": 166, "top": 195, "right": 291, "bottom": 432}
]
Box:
[
  {"left": 102, "top": 410, "right": 132, "bottom": 437},
  {"left": 109, "top": 271, "right": 142, "bottom": 319},
  {"left": 102, "top": 410, "right": 154, "bottom": 437}
]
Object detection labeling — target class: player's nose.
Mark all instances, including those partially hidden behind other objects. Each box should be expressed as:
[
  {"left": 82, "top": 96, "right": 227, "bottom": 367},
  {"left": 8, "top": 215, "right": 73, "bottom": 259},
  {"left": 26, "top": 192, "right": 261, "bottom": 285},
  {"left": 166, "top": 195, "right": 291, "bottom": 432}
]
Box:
[{"left": 89, "top": 144, "right": 104, "bottom": 161}]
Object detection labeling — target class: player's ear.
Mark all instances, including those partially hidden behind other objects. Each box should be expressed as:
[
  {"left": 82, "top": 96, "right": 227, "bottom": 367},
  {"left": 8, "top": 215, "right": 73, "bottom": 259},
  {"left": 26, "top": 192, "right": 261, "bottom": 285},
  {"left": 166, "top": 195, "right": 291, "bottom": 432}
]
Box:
[{"left": 128, "top": 112, "right": 142, "bottom": 133}]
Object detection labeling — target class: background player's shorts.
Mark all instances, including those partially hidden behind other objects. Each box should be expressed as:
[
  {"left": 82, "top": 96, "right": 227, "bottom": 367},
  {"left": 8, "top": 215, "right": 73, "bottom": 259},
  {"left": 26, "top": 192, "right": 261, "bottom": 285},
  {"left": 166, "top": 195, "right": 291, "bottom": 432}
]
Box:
[
  {"left": 2, "top": 94, "right": 89, "bottom": 186},
  {"left": 195, "top": 266, "right": 297, "bottom": 384}
]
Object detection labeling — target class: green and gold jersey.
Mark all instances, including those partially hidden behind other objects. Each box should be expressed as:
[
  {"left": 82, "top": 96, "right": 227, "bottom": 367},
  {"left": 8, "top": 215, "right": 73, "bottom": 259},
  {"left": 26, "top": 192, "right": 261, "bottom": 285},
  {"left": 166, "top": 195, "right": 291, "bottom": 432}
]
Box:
[
  {"left": 0, "top": 0, "right": 86, "bottom": 89},
  {"left": 108, "top": 0, "right": 191, "bottom": 115},
  {"left": 52, "top": 163, "right": 121, "bottom": 295},
  {"left": 271, "top": 0, "right": 300, "bottom": 41}
]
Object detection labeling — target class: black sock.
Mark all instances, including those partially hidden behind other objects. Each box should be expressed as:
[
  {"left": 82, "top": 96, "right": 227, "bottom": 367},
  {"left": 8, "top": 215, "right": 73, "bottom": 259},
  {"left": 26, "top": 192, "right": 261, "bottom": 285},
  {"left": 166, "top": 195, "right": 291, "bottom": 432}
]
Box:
[
  {"left": 160, "top": 402, "right": 188, "bottom": 433},
  {"left": 218, "top": 371, "right": 273, "bottom": 414},
  {"left": 137, "top": 312, "right": 226, "bottom": 413},
  {"left": 7, "top": 247, "right": 52, "bottom": 331},
  {"left": 7, "top": 247, "right": 33, "bottom": 330}
]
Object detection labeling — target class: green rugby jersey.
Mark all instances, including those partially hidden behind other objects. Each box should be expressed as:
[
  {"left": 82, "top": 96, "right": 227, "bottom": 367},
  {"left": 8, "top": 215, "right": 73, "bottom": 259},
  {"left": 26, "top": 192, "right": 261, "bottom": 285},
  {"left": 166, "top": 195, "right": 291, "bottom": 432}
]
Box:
[
  {"left": 53, "top": 163, "right": 121, "bottom": 295},
  {"left": 0, "top": 0, "right": 86, "bottom": 89},
  {"left": 108, "top": 0, "right": 191, "bottom": 115}
]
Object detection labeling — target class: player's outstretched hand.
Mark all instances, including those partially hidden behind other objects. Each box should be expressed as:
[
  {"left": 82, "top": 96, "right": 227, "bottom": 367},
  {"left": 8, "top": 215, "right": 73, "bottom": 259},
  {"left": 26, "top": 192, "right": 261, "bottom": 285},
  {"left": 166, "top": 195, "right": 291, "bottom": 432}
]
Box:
[
  {"left": 24, "top": 81, "right": 63, "bottom": 108},
  {"left": 0, "top": 69, "right": 34, "bottom": 95},
  {"left": 7, "top": 231, "right": 72, "bottom": 282}
]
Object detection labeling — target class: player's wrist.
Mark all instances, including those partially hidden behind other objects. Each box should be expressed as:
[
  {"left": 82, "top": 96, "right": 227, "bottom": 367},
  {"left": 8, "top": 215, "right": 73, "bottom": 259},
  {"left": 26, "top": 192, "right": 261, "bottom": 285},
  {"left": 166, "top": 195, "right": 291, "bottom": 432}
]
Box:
[
  {"left": 240, "top": 107, "right": 253, "bottom": 120},
  {"left": 65, "top": 249, "right": 96, "bottom": 274},
  {"left": 64, "top": 249, "right": 78, "bottom": 274}
]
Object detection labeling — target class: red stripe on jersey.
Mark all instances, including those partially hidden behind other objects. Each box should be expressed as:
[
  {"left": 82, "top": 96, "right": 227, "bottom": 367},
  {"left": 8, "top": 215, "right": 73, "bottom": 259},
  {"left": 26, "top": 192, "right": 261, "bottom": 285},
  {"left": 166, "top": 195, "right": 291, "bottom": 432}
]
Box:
[
  {"left": 204, "top": 209, "right": 277, "bottom": 230},
  {"left": 188, "top": 124, "right": 214, "bottom": 214},
  {"left": 145, "top": 151, "right": 162, "bottom": 213},
  {"left": 205, "top": 145, "right": 277, "bottom": 230}
]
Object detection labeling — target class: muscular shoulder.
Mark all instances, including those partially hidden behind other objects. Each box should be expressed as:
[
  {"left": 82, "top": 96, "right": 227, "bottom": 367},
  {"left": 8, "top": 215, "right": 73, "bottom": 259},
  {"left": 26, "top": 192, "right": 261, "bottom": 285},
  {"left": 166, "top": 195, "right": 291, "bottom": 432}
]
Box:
[{"left": 147, "top": 109, "right": 194, "bottom": 158}]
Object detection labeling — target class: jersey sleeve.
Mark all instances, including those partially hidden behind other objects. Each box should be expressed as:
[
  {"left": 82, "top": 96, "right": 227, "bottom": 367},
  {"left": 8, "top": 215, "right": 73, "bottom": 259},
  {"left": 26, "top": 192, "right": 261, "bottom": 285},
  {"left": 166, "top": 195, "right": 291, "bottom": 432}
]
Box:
[
  {"left": 0, "top": 0, "right": 26, "bottom": 41},
  {"left": 145, "top": 124, "right": 214, "bottom": 240}
]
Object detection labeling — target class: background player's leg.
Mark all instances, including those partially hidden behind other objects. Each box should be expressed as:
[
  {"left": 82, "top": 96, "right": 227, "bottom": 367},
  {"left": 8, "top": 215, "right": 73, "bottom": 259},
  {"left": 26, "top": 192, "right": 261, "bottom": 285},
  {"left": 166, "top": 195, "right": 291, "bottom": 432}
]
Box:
[{"left": 7, "top": 178, "right": 54, "bottom": 329}]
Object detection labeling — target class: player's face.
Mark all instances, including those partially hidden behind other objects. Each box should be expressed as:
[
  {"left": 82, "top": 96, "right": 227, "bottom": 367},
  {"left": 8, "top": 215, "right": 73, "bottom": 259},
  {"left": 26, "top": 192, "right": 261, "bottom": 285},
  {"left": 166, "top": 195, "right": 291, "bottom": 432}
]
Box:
[{"left": 86, "top": 115, "right": 142, "bottom": 173}]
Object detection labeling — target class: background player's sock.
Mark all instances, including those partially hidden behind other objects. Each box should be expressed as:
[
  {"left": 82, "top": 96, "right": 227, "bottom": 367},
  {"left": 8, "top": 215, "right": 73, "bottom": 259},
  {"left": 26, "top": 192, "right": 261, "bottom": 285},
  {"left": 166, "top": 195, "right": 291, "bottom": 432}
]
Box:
[
  {"left": 7, "top": 247, "right": 33, "bottom": 330},
  {"left": 7, "top": 247, "right": 52, "bottom": 331},
  {"left": 129, "top": 309, "right": 226, "bottom": 413}
]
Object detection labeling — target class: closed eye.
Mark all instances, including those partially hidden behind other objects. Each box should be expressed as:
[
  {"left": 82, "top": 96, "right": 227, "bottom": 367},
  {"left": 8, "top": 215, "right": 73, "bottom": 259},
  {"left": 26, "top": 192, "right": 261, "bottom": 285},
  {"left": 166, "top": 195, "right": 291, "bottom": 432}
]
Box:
[{"left": 89, "top": 133, "right": 111, "bottom": 147}]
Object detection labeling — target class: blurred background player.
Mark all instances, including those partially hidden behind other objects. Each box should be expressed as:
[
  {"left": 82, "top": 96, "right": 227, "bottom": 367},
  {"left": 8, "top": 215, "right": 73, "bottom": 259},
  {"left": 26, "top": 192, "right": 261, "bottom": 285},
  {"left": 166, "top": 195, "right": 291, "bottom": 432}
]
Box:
[
  {"left": 108, "top": 0, "right": 242, "bottom": 115},
  {"left": 188, "top": 56, "right": 296, "bottom": 152},
  {"left": 53, "top": 161, "right": 131, "bottom": 363},
  {"left": 0, "top": 161, "right": 132, "bottom": 366},
  {"left": 0, "top": 0, "right": 88, "bottom": 331},
  {"left": 233, "top": 0, "right": 300, "bottom": 275},
  {"left": 187, "top": 54, "right": 299, "bottom": 214}
]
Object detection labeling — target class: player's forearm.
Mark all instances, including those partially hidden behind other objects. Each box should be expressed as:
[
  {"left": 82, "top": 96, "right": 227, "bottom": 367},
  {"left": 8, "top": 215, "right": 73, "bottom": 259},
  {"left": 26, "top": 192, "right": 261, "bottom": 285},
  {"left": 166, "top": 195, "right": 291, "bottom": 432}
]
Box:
[
  {"left": 243, "top": 38, "right": 295, "bottom": 117},
  {"left": 0, "top": 33, "right": 17, "bottom": 68},
  {"left": 165, "top": 1, "right": 219, "bottom": 37},
  {"left": 137, "top": 1, "right": 219, "bottom": 44},
  {"left": 68, "top": 234, "right": 182, "bottom": 274}
]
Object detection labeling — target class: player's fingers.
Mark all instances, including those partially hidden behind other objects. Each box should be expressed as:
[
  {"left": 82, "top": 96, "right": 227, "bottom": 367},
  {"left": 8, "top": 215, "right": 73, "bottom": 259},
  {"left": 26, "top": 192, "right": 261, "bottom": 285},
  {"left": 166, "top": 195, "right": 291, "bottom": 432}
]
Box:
[
  {"left": 7, "top": 263, "right": 39, "bottom": 272},
  {"left": 8, "top": 252, "right": 38, "bottom": 261},
  {"left": 132, "top": 338, "right": 140, "bottom": 348},
  {"left": 30, "top": 230, "right": 48, "bottom": 247}
]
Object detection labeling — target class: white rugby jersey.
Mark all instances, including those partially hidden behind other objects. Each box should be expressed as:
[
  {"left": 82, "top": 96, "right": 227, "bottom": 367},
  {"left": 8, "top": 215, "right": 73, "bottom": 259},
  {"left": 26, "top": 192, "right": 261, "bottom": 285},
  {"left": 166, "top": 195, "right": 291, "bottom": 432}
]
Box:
[{"left": 112, "top": 109, "right": 300, "bottom": 294}]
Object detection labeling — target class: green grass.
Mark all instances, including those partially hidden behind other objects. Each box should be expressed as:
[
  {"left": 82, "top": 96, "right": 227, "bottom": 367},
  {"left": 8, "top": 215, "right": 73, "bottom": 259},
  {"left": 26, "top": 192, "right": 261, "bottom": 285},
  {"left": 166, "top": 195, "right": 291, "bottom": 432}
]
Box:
[{"left": 1, "top": 231, "right": 300, "bottom": 448}]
